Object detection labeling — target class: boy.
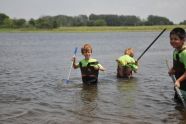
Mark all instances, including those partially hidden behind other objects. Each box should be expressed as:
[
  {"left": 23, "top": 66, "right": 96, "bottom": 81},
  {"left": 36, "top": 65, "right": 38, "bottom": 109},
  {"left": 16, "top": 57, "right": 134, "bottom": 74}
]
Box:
[
  {"left": 116, "top": 48, "right": 138, "bottom": 79},
  {"left": 73, "top": 43, "right": 105, "bottom": 84},
  {"left": 168, "top": 28, "right": 186, "bottom": 90}
]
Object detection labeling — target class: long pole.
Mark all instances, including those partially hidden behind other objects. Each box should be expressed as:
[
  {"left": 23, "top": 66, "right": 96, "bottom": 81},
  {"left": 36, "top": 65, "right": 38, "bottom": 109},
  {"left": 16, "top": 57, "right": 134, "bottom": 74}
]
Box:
[
  {"left": 137, "top": 28, "right": 166, "bottom": 61},
  {"left": 67, "top": 47, "right": 78, "bottom": 80},
  {"left": 64, "top": 47, "right": 78, "bottom": 84}
]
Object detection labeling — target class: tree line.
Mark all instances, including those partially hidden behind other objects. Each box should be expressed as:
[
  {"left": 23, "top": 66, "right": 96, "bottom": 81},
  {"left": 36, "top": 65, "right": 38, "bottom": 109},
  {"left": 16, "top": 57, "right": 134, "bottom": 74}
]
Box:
[{"left": 0, "top": 13, "right": 186, "bottom": 29}]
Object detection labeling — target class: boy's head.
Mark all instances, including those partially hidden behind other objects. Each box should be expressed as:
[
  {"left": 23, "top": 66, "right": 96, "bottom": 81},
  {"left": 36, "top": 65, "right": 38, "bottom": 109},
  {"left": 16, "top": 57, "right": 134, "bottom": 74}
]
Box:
[
  {"left": 170, "top": 27, "right": 186, "bottom": 41},
  {"left": 124, "top": 48, "right": 134, "bottom": 57},
  {"left": 170, "top": 27, "right": 186, "bottom": 49},
  {"left": 81, "top": 43, "right": 92, "bottom": 54}
]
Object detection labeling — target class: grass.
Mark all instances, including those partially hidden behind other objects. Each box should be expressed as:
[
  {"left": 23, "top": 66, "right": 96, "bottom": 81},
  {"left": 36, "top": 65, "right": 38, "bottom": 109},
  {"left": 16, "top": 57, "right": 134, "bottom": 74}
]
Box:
[{"left": 0, "top": 25, "right": 186, "bottom": 32}]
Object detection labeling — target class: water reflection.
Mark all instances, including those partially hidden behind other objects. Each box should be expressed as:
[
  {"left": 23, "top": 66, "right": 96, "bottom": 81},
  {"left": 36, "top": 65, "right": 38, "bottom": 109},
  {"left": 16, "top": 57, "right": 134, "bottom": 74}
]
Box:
[
  {"left": 116, "top": 78, "right": 138, "bottom": 108},
  {"left": 179, "top": 111, "right": 186, "bottom": 123},
  {"left": 80, "top": 84, "right": 98, "bottom": 103},
  {"left": 79, "top": 84, "right": 98, "bottom": 115},
  {"left": 72, "top": 84, "right": 98, "bottom": 123},
  {"left": 117, "top": 78, "right": 138, "bottom": 91},
  {"left": 174, "top": 104, "right": 186, "bottom": 123}
]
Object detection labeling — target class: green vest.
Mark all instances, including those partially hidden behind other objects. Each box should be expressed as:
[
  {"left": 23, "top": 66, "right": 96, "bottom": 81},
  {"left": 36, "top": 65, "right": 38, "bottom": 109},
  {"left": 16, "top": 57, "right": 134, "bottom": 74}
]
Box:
[
  {"left": 173, "top": 47, "right": 186, "bottom": 91},
  {"left": 78, "top": 58, "right": 99, "bottom": 84},
  {"left": 117, "top": 55, "right": 138, "bottom": 71}
]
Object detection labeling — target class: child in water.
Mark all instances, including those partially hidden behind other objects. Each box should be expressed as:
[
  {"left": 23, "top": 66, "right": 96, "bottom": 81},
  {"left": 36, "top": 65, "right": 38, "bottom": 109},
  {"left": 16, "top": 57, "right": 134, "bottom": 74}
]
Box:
[
  {"left": 73, "top": 43, "right": 105, "bottom": 84},
  {"left": 116, "top": 48, "right": 138, "bottom": 79},
  {"left": 168, "top": 27, "right": 186, "bottom": 101}
]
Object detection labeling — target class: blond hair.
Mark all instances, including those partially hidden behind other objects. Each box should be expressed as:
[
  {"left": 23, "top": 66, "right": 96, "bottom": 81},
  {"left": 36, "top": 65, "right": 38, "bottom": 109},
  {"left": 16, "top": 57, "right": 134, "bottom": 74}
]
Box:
[
  {"left": 124, "top": 48, "right": 134, "bottom": 57},
  {"left": 81, "top": 43, "right": 92, "bottom": 54}
]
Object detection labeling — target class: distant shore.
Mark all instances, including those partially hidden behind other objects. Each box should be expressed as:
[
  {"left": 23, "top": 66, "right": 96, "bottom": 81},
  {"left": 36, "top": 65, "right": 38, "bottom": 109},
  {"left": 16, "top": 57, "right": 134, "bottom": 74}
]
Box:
[{"left": 0, "top": 25, "right": 186, "bottom": 32}]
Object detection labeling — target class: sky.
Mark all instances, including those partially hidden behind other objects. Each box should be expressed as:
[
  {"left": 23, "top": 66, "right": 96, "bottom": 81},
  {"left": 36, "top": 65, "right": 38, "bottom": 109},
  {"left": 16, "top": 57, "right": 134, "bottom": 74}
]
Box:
[{"left": 0, "top": 0, "right": 185, "bottom": 24}]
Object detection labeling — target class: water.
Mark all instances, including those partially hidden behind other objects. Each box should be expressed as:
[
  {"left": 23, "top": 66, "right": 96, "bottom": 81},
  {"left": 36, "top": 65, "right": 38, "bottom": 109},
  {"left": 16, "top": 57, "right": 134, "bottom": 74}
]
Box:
[{"left": 0, "top": 32, "right": 185, "bottom": 124}]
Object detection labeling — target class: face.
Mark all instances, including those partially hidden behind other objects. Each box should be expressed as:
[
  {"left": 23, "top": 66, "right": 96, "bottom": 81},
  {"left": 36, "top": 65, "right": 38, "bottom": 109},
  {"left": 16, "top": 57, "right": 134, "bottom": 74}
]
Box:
[
  {"left": 125, "top": 49, "right": 134, "bottom": 57},
  {"left": 170, "top": 34, "right": 184, "bottom": 50},
  {"left": 129, "top": 50, "right": 134, "bottom": 57},
  {"left": 83, "top": 50, "right": 92, "bottom": 59}
]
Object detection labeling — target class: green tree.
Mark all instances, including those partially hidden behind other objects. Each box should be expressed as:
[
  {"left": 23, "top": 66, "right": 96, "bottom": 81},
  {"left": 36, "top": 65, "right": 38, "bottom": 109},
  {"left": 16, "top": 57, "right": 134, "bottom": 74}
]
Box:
[
  {"left": 28, "top": 18, "right": 36, "bottom": 27},
  {"left": 72, "top": 15, "right": 88, "bottom": 26},
  {"left": 3, "top": 18, "right": 13, "bottom": 28},
  {"left": 35, "top": 16, "right": 60, "bottom": 29},
  {"left": 12, "top": 18, "right": 26, "bottom": 28},
  {"left": 53, "top": 15, "right": 73, "bottom": 26},
  {"left": 145, "top": 15, "right": 173, "bottom": 25},
  {"left": 0, "top": 13, "right": 9, "bottom": 26},
  {"left": 180, "top": 20, "right": 186, "bottom": 25},
  {"left": 119, "top": 15, "right": 141, "bottom": 26},
  {"left": 35, "top": 17, "right": 51, "bottom": 29},
  {"left": 94, "top": 19, "right": 106, "bottom": 26}
]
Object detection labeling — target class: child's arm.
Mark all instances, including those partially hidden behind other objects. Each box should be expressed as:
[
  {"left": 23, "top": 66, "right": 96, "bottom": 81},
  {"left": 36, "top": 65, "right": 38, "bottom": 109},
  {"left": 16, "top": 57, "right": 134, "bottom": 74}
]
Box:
[
  {"left": 94, "top": 64, "right": 105, "bottom": 71},
  {"left": 98, "top": 64, "right": 105, "bottom": 71},
  {"left": 175, "top": 71, "right": 186, "bottom": 88},
  {"left": 116, "top": 59, "right": 124, "bottom": 68},
  {"left": 116, "top": 59, "right": 121, "bottom": 65}
]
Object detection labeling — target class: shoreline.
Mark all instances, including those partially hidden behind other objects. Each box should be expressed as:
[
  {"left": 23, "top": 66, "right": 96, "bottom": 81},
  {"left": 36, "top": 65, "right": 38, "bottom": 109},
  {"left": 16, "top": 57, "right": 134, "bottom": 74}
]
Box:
[{"left": 0, "top": 25, "right": 186, "bottom": 33}]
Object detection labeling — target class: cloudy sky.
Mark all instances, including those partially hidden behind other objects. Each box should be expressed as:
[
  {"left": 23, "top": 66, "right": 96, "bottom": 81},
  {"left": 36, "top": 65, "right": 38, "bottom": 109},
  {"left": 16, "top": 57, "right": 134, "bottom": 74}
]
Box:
[{"left": 0, "top": 0, "right": 185, "bottom": 24}]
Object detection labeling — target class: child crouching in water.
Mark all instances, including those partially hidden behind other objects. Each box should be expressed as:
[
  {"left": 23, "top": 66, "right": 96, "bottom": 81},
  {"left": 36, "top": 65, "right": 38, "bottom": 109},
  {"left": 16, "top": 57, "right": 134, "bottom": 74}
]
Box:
[
  {"left": 73, "top": 43, "right": 105, "bottom": 84},
  {"left": 116, "top": 48, "right": 138, "bottom": 79}
]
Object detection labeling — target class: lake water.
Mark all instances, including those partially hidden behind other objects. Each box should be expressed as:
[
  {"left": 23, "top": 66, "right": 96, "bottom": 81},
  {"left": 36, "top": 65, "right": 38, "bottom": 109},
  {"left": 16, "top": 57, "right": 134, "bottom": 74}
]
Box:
[{"left": 0, "top": 31, "right": 186, "bottom": 124}]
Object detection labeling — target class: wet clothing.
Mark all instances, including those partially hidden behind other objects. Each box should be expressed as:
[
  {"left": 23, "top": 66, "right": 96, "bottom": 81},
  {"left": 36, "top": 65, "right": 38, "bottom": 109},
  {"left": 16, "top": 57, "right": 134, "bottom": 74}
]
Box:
[
  {"left": 117, "top": 65, "right": 133, "bottom": 78},
  {"left": 173, "top": 46, "right": 186, "bottom": 91},
  {"left": 77, "top": 58, "right": 102, "bottom": 84},
  {"left": 116, "top": 55, "right": 138, "bottom": 78},
  {"left": 172, "top": 46, "right": 186, "bottom": 103}
]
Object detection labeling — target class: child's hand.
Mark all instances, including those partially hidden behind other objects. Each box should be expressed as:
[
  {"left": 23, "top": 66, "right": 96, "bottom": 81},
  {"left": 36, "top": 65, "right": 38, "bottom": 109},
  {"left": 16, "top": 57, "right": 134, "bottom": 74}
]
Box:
[
  {"left": 175, "top": 80, "right": 180, "bottom": 88},
  {"left": 135, "top": 61, "right": 138, "bottom": 65},
  {"left": 72, "top": 57, "right": 79, "bottom": 69},
  {"left": 72, "top": 57, "right": 76, "bottom": 62},
  {"left": 100, "top": 67, "right": 106, "bottom": 71},
  {"left": 95, "top": 65, "right": 105, "bottom": 71}
]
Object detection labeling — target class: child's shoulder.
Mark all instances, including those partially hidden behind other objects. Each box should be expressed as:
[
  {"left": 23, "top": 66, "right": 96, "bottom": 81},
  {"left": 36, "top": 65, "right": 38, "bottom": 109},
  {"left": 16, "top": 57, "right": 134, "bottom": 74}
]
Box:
[
  {"left": 80, "top": 58, "right": 97, "bottom": 63},
  {"left": 179, "top": 47, "right": 186, "bottom": 57},
  {"left": 89, "top": 58, "right": 98, "bottom": 62},
  {"left": 183, "top": 45, "right": 186, "bottom": 50},
  {"left": 180, "top": 45, "right": 186, "bottom": 53},
  {"left": 118, "top": 55, "right": 126, "bottom": 59},
  {"left": 181, "top": 49, "right": 186, "bottom": 55}
]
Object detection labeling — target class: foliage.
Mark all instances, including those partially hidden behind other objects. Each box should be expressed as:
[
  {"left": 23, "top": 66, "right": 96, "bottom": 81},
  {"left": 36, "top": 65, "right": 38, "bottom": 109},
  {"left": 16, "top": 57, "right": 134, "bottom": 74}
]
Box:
[
  {"left": 0, "top": 12, "right": 184, "bottom": 29},
  {"left": 145, "top": 15, "right": 173, "bottom": 25},
  {"left": 0, "top": 13, "right": 10, "bottom": 26},
  {"left": 12, "top": 18, "right": 26, "bottom": 28},
  {"left": 94, "top": 19, "right": 107, "bottom": 26},
  {"left": 180, "top": 20, "right": 186, "bottom": 25}
]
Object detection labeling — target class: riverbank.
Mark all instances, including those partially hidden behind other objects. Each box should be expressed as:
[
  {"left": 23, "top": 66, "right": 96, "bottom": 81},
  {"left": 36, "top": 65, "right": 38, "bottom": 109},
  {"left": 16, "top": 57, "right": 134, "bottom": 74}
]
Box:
[{"left": 0, "top": 25, "right": 186, "bottom": 32}]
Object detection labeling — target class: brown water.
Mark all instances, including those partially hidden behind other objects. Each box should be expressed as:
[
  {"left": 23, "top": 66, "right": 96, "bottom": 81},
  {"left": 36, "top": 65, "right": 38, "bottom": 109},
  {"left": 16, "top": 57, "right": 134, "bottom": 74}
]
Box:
[{"left": 0, "top": 32, "right": 186, "bottom": 124}]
